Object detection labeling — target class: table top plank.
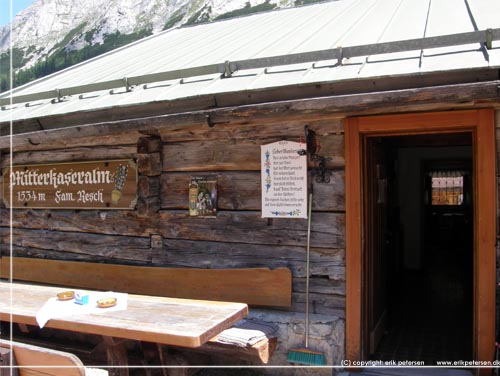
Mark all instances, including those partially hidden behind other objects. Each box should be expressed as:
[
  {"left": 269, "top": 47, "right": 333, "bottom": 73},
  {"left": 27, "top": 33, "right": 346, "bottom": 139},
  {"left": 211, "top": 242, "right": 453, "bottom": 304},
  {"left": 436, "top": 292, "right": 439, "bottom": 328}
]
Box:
[{"left": 0, "top": 282, "right": 248, "bottom": 348}]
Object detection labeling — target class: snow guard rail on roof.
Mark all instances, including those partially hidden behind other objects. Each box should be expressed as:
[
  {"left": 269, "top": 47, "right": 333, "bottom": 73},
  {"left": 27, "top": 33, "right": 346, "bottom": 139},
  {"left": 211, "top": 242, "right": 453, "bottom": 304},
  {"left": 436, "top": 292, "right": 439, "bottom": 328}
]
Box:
[{"left": 1, "top": 27, "right": 499, "bottom": 107}]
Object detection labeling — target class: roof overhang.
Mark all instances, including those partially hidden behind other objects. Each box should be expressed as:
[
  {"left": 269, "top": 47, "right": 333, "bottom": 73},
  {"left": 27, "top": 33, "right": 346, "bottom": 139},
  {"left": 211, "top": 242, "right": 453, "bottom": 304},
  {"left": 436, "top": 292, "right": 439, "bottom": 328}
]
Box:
[{"left": 1, "top": 75, "right": 499, "bottom": 152}]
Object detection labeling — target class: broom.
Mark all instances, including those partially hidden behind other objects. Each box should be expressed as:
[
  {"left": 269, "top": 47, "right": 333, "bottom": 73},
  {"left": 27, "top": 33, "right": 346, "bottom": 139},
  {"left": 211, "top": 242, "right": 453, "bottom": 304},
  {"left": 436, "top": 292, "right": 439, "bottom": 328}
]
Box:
[{"left": 287, "top": 183, "right": 327, "bottom": 365}]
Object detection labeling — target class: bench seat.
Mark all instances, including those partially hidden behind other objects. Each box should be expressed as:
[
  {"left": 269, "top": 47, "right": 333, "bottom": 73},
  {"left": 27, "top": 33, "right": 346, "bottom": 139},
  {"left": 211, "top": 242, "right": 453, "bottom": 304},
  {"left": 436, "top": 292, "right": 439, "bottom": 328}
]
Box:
[{"left": 0, "top": 257, "right": 290, "bottom": 367}]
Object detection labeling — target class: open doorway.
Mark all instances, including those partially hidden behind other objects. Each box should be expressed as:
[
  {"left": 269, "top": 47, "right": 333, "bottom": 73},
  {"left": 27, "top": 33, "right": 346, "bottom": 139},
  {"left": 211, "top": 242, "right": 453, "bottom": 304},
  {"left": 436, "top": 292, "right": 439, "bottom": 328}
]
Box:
[
  {"left": 345, "top": 110, "right": 496, "bottom": 372},
  {"left": 365, "top": 133, "right": 473, "bottom": 363}
]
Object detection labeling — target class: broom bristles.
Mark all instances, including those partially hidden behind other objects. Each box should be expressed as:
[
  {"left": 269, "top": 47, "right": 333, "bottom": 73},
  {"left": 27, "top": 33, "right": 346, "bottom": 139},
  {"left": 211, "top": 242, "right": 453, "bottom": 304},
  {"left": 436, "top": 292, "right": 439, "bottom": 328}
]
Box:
[{"left": 287, "top": 347, "right": 326, "bottom": 365}]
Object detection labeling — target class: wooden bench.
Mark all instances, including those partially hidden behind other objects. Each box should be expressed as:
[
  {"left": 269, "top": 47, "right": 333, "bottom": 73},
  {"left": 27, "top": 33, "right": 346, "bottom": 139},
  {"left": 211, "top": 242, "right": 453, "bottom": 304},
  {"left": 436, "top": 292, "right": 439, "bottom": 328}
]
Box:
[
  {"left": 0, "top": 257, "right": 292, "bottom": 365},
  {"left": 0, "top": 338, "right": 108, "bottom": 376}
]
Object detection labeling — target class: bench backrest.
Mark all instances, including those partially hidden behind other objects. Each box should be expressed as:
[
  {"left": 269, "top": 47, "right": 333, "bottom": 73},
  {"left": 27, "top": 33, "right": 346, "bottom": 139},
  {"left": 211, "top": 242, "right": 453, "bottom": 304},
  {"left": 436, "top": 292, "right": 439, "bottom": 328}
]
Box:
[
  {"left": 0, "top": 339, "right": 85, "bottom": 376},
  {"left": 0, "top": 257, "right": 292, "bottom": 309}
]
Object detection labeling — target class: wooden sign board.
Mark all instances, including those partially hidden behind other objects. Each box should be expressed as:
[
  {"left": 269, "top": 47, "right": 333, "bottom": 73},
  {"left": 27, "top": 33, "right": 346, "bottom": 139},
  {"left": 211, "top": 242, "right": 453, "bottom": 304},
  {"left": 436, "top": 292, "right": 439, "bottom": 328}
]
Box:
[
  {"left": 261, "top": 140, "right": 308, "bottom": 218},
  {"left": 3, "top": 160, "right": 137, "bottom": 209}
]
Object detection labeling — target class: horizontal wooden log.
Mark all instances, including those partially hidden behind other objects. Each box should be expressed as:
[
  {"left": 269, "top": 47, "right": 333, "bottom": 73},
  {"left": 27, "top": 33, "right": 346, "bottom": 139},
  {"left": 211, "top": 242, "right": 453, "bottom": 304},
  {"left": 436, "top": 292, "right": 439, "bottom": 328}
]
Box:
[
  {"left": 162, "top": 135, "right": 344, "bottom": 172},
  {"left": 163, "top": 140, "right": 262, "bottom": 172},
  {"left": 0, "top": 145, "right": 136, "bottom": 168},
  {"left": 280, "top": 274, "right": 346, "bottom": 315},
  {"left": 3, "top": 246, "right": 127, "bottom": 263},
  {"left": 160, "top": 171, "right": 345, "bottom": 211},
  {"left": 158, "top": 211, "right": 345, "bottom": 249},
  {"left": 0, "top": 94, "right": 216, "bottom": 140},
  {"left": 159, "top": 119, "right": 343, "bottom": 143},
  {"left": 291, "top": 292, "right": 345, "bottom": 315},
  {"left": 2, "top": 80, "right": 499, "bottom": 152},
  {"left": 214, "top": 70, "right": 499, "bottom": 110},
  {"left": 154, "top": 238, "right": 345, "bottom": 279},
  {"left": 1, "top": 228, "right": 152, "bottom": 262},
  {"left": 293, "top": 277, "right": 346, "bottom": 296},
  {"left": 0, "top": 209, "right": 158, "bottom": 238},
  {"left": 162, "top": 171, "right": 260, "bottom": 210},
  {"left": 0, "top": 255, "right": 343, "bottom": 314},
  {"left": 3, "top": 131, "right": 141, "bottom": 154},
  {"left": 1, "top": 210, "right": 345, "bottom": 249},
  {"left": 0, "top": 107, "right": 204, "bottom": 152},
  {"left": 0, "top": 257, "right": 333, "bottom": 316}
]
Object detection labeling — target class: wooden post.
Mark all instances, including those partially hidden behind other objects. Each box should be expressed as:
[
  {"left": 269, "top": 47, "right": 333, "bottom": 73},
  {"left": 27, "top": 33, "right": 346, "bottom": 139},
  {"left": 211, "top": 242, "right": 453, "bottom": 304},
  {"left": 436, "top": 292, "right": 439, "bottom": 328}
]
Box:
[
  {"left": 137, "top": 136, "right": 162, "bottom": 217},
  {"left": 137, "top": 137, "right": 161, "bottom": 154},
  {"left": 102, "top": 336, "right": 129, "bottom": 376},
  {"left": 137, "top": 153, "right": 162, "bottom": 176},
  {"left": 157, "top": 344, "right": 168, "bottom": 375},
  {"left": 140, "top": 342, "right": 168, "bottom": 376}
]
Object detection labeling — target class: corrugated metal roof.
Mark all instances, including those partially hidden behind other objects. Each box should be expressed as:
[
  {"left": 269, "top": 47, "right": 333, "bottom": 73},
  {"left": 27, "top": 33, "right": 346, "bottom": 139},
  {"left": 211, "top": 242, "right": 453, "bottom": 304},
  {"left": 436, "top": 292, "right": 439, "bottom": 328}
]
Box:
[{"left": 1, "top": 0, "right": 500, "bottom": 124}]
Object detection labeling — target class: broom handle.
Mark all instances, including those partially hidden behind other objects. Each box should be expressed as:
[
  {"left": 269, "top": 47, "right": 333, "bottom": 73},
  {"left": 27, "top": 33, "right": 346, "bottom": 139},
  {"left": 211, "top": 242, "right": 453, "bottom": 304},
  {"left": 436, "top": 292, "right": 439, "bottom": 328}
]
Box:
[{"left": 305, "top": 185, "right": 313, "bottom": 349}]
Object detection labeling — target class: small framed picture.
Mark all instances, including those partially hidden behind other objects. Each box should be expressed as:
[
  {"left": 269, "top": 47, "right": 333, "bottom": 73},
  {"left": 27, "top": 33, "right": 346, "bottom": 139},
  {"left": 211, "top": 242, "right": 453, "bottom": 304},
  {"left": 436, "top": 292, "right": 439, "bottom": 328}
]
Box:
[{"left": 189, "top": 176, "right": 217, "bottom": 217}]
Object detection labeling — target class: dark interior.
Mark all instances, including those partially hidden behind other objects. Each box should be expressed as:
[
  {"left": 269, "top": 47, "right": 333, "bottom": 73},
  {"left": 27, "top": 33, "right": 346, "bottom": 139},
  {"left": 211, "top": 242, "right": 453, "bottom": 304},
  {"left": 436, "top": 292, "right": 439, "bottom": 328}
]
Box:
[{"left": 369, "top": 133, "right": 473, "bottom": 364}]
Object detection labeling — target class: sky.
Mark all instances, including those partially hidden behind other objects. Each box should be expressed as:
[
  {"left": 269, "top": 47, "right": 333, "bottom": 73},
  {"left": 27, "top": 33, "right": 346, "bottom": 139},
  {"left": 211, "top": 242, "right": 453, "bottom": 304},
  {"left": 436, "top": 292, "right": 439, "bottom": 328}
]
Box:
[{"left": 0, "top": 0, "right": 34, "bottom": 27}]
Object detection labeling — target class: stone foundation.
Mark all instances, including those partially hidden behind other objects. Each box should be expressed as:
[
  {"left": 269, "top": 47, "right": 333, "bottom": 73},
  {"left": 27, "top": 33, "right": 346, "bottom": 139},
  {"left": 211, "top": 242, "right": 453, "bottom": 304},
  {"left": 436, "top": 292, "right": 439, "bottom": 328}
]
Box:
[{"left": 248, "top": 309, "right": 345, "bottom": 375}]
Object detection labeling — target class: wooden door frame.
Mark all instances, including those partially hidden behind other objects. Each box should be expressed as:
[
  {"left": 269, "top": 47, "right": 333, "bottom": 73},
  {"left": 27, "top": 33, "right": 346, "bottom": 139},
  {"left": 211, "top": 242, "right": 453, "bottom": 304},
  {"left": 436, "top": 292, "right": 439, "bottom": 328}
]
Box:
[{"left": 345, "top": 109, "right": 496, "bottom": 369}]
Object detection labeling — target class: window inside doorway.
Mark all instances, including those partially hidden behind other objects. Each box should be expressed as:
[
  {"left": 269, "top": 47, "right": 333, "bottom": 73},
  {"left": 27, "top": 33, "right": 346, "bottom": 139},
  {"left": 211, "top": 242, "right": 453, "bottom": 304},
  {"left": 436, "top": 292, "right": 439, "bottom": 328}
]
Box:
[{"left": 429, "top": 170, "right": 465, "bottom": 206}]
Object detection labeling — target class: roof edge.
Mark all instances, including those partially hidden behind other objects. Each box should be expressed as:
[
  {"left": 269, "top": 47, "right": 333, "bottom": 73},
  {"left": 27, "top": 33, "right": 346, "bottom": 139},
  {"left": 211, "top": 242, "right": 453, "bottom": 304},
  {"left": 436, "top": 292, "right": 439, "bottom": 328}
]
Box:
[
  {"left": 1, "top": 69, "right": 498, "bottom": 143},
  {"left": 2, "top": 27, "right": 499, "bottom": 107}
]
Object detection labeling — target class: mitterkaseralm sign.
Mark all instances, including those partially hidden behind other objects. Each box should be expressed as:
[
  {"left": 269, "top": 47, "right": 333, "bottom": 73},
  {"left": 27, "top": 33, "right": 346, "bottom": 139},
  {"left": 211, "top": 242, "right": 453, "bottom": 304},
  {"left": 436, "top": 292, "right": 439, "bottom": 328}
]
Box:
[{"left": 3, "top": 160, "right": 137, "bottom": 209}]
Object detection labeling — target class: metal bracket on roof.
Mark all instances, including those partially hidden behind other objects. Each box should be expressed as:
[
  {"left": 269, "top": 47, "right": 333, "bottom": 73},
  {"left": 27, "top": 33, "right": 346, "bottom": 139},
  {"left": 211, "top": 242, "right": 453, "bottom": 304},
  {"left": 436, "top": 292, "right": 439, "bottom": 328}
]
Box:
[
  {"left": 51, "top": 89, "right": 64, "bottom": 104},
  {"left": 486, "top": 28, "right": 493, "bottom": 49},
  {"left": 110, "top": 77, "right": 134, "bottom": 94},
  {"left": 223, "top": 60, "right": 233, "bottom": 78},
  {"left": 337, "top": 47, "right": 343, "bottom": 66},
  {"left": 124, "top": 77, "right": 133, "bottom": 92}
]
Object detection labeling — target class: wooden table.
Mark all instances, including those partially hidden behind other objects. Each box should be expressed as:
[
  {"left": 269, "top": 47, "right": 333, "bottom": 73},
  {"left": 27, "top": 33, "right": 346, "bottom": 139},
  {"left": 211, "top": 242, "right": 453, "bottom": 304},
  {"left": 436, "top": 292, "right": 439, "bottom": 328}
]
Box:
[{"left": 0, "top": 281, "right": 248, "bottom": 375}]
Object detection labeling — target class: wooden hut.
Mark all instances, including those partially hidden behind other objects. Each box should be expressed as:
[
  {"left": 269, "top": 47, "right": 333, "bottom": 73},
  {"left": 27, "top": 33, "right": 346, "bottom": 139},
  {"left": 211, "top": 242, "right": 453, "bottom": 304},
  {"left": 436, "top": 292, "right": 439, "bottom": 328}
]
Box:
[{"left": 1, "top": 0, "right": 499, "bottom": 374}]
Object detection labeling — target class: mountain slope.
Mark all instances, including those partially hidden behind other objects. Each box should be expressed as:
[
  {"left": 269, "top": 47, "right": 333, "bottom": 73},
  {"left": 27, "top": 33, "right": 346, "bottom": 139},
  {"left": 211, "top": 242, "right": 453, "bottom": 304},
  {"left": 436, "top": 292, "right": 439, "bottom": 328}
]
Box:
[{"left": 0, "top": 0, "right": 323, "bottom": 92}]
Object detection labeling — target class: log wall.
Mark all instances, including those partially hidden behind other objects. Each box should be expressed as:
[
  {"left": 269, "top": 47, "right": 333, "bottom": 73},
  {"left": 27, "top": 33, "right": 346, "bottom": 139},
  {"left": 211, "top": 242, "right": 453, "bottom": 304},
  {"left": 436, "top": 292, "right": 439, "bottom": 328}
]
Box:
[
  {"left": 1, "top": 101, "right": 498, "bottom": 369},
  {"left": 0, "top": 116, "right": 347, "bottom": 320}
]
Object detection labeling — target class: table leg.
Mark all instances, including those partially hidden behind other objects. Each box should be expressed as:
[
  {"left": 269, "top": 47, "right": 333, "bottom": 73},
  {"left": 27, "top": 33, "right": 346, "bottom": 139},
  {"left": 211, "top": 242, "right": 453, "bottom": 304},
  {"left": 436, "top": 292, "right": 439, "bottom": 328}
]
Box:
[
  {"left": 141, "top": 342, "right": 168, "bottom": 376},
  {"left": 157, "top": 344, "right": 168, "bottom": 376},
  {"left": 102, "top": 336, "right": 129, "bottom": 376}
]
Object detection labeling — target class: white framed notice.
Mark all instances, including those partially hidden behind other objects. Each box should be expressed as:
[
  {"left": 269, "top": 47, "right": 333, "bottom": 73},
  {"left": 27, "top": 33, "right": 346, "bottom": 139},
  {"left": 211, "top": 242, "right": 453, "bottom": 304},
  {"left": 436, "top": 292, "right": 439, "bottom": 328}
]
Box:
[{"left": 261, "top": 140, "right": 308, "bottom": 218}]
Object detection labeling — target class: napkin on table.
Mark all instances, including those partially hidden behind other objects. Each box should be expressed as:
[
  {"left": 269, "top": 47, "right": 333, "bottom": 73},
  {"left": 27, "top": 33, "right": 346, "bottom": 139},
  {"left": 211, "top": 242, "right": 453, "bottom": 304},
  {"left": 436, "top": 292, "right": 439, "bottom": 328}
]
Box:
[{"left": 36, "top": 291, "right": 128, "bottom": 328}]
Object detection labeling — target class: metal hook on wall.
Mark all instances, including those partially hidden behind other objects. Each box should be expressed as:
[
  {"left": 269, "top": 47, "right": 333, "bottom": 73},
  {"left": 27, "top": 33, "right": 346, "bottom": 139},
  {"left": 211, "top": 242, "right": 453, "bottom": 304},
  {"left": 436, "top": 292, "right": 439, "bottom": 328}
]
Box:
[{"left": 303, "top": 125, "right": 331, "bottom": 184}]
